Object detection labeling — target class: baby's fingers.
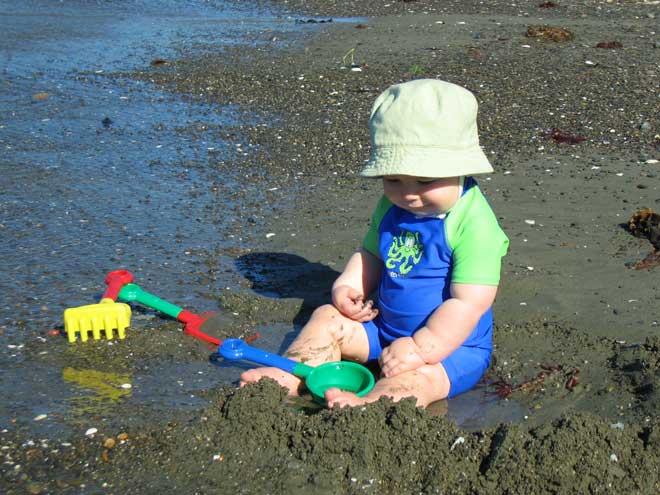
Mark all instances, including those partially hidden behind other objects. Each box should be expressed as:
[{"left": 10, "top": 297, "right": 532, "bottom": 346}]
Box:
[
  {"left": 382, "top": 360, "right": 413, "bottom": 378},
  {"left": 337, "top": 299, "right": 364, "bottom": 317},
  {"left": 359, "top": 310, "right": 379, "bottom": 323},
  {"left": 379, "top": 352, "right": 398, "bottom": 377},
  {"left": 352, "top": 300, "right": 378, "bottom": 322}
]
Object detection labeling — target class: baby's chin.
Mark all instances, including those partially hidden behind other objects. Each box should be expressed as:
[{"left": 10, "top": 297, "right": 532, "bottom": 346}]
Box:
[{"left": 405, "top": 206, "right": 447, "bottom": 218}]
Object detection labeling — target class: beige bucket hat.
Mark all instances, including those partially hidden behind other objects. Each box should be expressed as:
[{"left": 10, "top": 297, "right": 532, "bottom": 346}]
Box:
[{"left": 360, "top": 79, "right": 494, "bottom": 178}]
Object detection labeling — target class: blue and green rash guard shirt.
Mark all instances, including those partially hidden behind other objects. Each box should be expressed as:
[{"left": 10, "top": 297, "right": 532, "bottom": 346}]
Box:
[{"left": 362, "top": 177, "right": 509, "bottom": 352}]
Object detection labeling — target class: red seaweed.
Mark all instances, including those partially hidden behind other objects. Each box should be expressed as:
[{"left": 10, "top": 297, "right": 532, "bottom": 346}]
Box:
[
  {"left": 545, "top": 129, "right": 586, "bottom": 144},
  {"left": 596, "top": 41, "right": 623, "bottom": 49}
]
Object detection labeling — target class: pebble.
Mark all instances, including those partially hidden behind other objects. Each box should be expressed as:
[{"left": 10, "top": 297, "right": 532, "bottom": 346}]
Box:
[
  {"left": 450, "top": 436, "right": 465, "bottom": 450},
  {"left": 524, "top": 219, "right": 536, "bottom": 225},
  {"left": 133, "top": 314, "right": 155, "bottom": 321},
  {"left": 33, "top": 414, "right": 47, "bottom": 421},
  {"left": 26, "top": 482, "right": 46, "bottom": 494},
  {"left": 120, "top": 383, "right": 132, "bottom": 389},
  {"left": 85, "top": 428, "right": 98, "bottom": 437}
]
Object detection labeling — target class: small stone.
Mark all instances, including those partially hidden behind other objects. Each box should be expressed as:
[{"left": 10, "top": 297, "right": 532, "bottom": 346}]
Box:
[
  {"left": 33, "top": 414, "right": 47, "bottom": 421},
  {"left": 26, "top": 482, "right": 46, "bottom": 494},
  {"left": 524, "top": 219, "right": 536, "bottom": 225},
  {"left": 450, "top": 436, "right": 465, "bottom": 450},
  {"left": 85, "top": 428, "right": 98, "bottom": 437},
  {"left": 117, "top": 433, "right": 129, "bottom": 441},
  {"left": 103, "top": 438, "right": 116, "bottom": 449}
]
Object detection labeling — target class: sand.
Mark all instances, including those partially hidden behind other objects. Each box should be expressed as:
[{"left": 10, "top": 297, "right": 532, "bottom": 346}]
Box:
[{"left": 2, "top": 0, "right": 659, "bottom": 493}]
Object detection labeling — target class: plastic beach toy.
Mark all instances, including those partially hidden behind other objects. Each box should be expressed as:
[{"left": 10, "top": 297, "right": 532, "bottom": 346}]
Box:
[
  {"left": 63, "top": 270, "right": 134, "bottom": 343},
  {"left": 118, "top": 283, "right": 259, "bottom": 346},
  {"left": 217, "top": 338, "right": 375, "bottom": 404}
]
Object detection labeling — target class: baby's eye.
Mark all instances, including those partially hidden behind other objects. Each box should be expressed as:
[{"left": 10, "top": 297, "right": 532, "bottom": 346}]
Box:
[
  {"left": 383, "top": 178, "right": 400, "bottom": 183},
  {"left": 416, "top": 179, "right": 436, "bottom": 185}
]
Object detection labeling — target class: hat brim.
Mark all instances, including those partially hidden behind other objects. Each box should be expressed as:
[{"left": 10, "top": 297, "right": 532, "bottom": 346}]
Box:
[{"left": 360, "top": 146, "right": 494, "bottom": 178}]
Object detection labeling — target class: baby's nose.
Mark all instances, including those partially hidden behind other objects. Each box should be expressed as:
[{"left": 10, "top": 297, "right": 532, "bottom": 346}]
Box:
[{"left": 402, "top": 189, "right": 419, "bottom": 200}]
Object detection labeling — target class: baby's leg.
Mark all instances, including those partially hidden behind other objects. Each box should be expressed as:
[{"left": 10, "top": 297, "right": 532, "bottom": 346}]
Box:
[
  {"left": 240, "top": 304, "right": 370, "bottom": 395},
  {"left": 325, "top": 363, "right": 451, "bottom": 408}
]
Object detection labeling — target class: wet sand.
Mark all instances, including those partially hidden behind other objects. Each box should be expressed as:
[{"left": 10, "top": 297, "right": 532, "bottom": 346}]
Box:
[{"left": 2, "top": 0, "right": 660, "bottom": 493}]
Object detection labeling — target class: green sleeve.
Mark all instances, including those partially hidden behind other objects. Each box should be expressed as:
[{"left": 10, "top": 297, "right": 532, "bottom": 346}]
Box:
[
  {"left": 362, "top": 195, "right": 393, "bottom": 259},
  {"left": 445, "top": 187, "right": 509, "bottom": 285}
]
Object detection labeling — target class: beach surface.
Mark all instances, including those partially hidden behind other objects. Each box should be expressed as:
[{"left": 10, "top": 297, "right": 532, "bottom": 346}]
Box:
[{"left": 2, "top": 0, "right": 659, "bottom": 493}]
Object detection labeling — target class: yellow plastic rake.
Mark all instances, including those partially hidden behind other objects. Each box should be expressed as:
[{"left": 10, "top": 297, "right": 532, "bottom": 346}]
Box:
[{"left": 63, "top": 270, "right": 134, "bottom": 343}]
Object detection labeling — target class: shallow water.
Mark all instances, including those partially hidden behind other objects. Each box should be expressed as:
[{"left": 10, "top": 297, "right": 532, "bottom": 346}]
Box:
[
  {"left": 0, "top": 0, "right": 337, "bottom": 435},
  {"left": 0, "top": 0, "right": 521, "bottom": 436},
  {"left": 0, "top": 0, "right": 299, "bottom": 333}
]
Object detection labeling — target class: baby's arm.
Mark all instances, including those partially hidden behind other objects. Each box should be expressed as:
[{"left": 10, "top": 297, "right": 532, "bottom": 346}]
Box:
[
  {"left": 380, "top": 283, "right": 497, "bottom": 377},
  {"left": 331, "top": 248, "right": 382, "bottom": 322}
]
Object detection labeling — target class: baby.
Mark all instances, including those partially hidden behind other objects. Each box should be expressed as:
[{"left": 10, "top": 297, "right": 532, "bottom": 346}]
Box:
[{"left": 241, "top": 79, "right": 509, "bottom": 408}]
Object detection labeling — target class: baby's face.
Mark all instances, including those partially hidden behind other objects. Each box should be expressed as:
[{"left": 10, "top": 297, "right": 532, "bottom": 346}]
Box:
[{"left": 382, "top": 175, "right": 461, "bottom": 216}]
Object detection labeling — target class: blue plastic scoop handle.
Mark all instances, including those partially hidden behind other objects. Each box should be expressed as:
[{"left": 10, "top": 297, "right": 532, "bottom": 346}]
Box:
[{"left": 219, "top": 339, "right": 314, "bottom": 377}]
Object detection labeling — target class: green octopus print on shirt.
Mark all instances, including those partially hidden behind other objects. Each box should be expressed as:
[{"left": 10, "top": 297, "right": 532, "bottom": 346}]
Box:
[{"left": 385, "top": 230, "right": 424, "bottom": 275}]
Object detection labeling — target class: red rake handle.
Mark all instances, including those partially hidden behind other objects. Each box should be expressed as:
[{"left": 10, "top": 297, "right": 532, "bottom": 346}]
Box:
[{"left": 102, "top": 270, "right": 134, "bottom": 301}]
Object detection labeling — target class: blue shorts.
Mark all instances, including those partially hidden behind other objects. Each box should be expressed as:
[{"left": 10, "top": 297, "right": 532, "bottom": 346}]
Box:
[{"left": 363, "top": 319, "right": 491, "bottom": 398}]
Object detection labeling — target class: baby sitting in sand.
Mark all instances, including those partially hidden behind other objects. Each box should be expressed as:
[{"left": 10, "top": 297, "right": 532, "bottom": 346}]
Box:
[{"left": 241, "top": 79, "right": 508, "bottom": 408}]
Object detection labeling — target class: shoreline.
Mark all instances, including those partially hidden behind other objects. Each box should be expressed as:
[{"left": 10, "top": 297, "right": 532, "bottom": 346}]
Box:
[
  {"left": 2, "top": 1, "right": 659, "bottom": 493},
  {"left": 127, "top": 0, "right": 660, "bottom": 489}
]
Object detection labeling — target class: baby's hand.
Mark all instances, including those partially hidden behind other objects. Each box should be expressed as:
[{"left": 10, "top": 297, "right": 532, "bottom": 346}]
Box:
[
  {"left": 332, "top": 285, "right": 379, "bottom": 323},
  {"left": 379, "top": 337, "right": 426, "bottom": 378}
]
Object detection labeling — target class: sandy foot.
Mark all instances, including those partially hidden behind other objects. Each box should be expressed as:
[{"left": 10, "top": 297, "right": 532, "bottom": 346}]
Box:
[
  {"left": 240, "top": 367, "right": 302, "bottom": 395},
  {"left": 324, "top": 387, "right": 371, "bottom": 408}
]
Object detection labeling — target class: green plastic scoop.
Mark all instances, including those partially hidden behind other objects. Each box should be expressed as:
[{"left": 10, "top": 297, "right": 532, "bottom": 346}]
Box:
[
  {"left": 118, "top": 283, "right": 239, "bottom": 346},
  {"left": 218, "top": 339, "right": 375, "bottom": 405}
]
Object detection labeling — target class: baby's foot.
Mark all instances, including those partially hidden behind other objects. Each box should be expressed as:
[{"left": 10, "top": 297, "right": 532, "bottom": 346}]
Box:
[
  {"left": 240, "top": 367, "right": 302, "bottom": 396},
  {"left": 324, "top": 387, "right": 370, "bottom": 408}
]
